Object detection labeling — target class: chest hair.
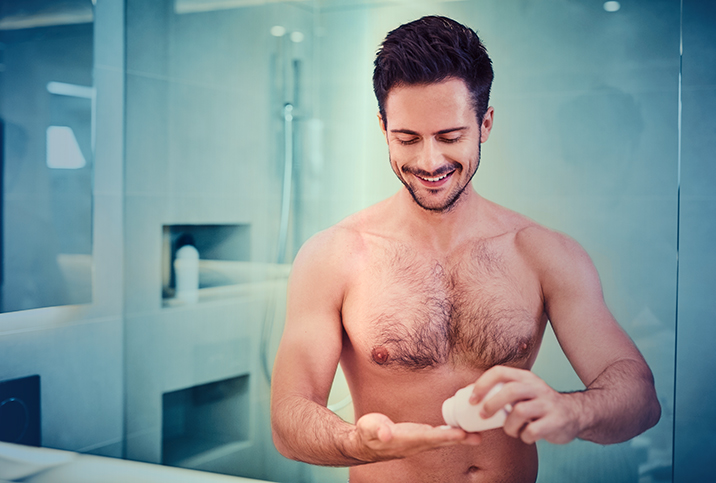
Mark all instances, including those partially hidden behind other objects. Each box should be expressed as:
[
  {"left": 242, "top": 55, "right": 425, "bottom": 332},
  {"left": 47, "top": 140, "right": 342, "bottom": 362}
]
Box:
[{"left": 367, "top": 240, "right": 539, "bottom": 370}]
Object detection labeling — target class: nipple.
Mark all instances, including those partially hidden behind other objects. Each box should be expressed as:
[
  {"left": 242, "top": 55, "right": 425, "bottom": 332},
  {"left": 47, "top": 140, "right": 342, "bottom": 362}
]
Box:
[
  {"left": 371, "top": 346, "right": 390, "bottom": 365},
  {"left": 519, "top": 342, "right": 529, "bottom": 353}
]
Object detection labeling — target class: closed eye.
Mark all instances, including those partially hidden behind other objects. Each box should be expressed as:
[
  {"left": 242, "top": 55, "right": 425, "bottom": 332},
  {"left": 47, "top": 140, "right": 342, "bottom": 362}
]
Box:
[
  {"left": 396, "top": 137, "right": 419, "bottom": 145},
  {"left": 439, "top": 136, "right": 461, "bottom": 144}
]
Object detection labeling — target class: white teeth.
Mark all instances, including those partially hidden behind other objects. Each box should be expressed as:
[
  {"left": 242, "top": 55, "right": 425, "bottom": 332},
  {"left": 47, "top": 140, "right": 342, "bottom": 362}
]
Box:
[{"left": 420, "top": 174, "right": 448, "bottom": 182}]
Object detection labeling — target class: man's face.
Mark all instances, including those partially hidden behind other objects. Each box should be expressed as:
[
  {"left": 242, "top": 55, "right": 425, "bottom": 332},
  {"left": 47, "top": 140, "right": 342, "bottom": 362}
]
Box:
[{"left": 380, "top": 78, "right": 493, "bottom": 212}]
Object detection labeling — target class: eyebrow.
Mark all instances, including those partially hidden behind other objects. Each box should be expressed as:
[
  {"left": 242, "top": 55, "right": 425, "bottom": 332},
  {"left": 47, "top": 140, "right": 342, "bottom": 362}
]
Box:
[{"left": 390, "top": 127, "right": 468, "bottom": 136}]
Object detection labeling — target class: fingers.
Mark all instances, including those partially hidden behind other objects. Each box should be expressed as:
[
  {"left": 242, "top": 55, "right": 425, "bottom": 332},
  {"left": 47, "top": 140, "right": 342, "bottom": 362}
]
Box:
[
  {"left": 471, "top": 366, "right": 554, "bottom": 421},
  {"left": 501, "top": 399, "right": 543, "bottom": 439},
  {"left": 469, "top": 365, "right": 529, "bottom": 404},
  {"left": 519, "top": 415, "right": 578, "bottom": 445},
  {"left": 390, "top": 422, "right": 472, "bottom": 447},
  {"left": 466, "top": 369, "right": 583, "bottom": 446},
  {"left": 504, "top": 407, "right": 578, "bottom": 445},
  {"left": 357, "top": 413, "right": 393, "bottom": 441},
  {"left": 480, "top": 381, "right": 535, "bottom": 418},
  {"left": 460, "top": 431, "right": 482, "bottom": 446},
  {"left": 377, "top": 422, "right": 393, "bottom": 443},
  {"left": 355, "top": 413, "right": 479, "bottom": 461}
]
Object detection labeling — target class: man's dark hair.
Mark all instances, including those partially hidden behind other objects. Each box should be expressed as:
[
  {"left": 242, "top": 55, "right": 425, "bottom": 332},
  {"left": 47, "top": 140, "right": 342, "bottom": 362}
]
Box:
[{"left": 373, "top": 16, "right": 493, "bottom": 125}]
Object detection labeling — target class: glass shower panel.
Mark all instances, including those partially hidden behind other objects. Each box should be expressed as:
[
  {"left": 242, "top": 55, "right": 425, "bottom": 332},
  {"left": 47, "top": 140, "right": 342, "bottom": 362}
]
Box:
[
  {"left": 314, "top": 1, "right": 679, "bottom": 482},
  {"left": 124, "top": 0, "right": 679, "bottom": 482},
  {"left": 0, "top": 6, "right": 94, "bottom": 313},
  {"left": 467, "top": 2, "right": 679, "bottom": 481}
]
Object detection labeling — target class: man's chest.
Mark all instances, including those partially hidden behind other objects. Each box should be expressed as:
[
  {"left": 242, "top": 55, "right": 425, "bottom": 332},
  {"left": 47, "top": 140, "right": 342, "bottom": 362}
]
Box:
[{"left": 342, "top": 237, "right": 547, "bottom": 371}]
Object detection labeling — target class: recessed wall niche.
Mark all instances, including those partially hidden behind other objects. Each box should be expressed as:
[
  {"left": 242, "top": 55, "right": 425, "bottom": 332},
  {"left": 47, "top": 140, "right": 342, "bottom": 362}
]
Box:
[
  {"left": 161, "top": 224, "right": 252, "bottom": 306},
  {"left": 162, "top": 374, "right": 250, "bottom": 470}
]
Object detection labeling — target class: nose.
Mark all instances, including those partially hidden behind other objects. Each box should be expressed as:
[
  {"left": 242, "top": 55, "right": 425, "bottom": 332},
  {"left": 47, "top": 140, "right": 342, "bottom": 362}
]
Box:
[{"left": 416, "top": 138, "right": 444, "bottom": 175}]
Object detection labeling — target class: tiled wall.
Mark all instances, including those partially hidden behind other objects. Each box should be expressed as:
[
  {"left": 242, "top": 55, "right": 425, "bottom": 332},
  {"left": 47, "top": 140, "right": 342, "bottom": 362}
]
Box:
[
  {"left": 2, "top": 1, "right": 713, "bottom": 481},
  {"left": 123, "top": 1, "right": 313, "bottom": 480},
  {"left": 0, "top": 0, "right": 125, "bottom": 457}
]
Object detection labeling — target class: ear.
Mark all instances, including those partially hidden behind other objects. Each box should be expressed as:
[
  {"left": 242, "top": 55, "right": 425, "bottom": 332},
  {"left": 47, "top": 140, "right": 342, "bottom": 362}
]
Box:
[
  {"left": 378, "top": 112, "right": 388, "bottom": 142},
  {"left": 480, "top": 107, "right": 494, "bottom": 143}
]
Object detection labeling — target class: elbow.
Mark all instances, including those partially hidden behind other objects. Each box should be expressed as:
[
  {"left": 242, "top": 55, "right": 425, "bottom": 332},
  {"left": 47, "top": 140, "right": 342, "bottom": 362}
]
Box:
[
  {"left": 271, "top": 410, "right": 304, "bottom": 462},
  {"left": 270, "top": 396, "right": 292, "bottom": 460},
  {"left": 271, "top": 421, "right": 300, "bottom": 461},
  {"left": 640, "top": 367, "right": 661, "bottom": 433},
  {"left": 271, "top": 427, "right": 293, "bottom": 460},
  {"left": 643, "top": 389, "right": 662, "bottom": 433},
  {"left": 632, "top": 361, "right": 661, "bottom": 435},
  {"left": 628, "top": 374, "right": 661, "bottom": 440}
]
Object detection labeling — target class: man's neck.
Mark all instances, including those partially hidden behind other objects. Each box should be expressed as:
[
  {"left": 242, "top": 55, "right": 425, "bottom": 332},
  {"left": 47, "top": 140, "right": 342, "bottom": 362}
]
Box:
[{"left": 393, "top": 186, "right": 483, "bottom": 253}]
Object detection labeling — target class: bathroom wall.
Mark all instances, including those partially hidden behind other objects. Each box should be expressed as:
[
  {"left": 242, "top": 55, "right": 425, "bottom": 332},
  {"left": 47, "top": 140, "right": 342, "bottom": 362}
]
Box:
[
  {"left": 674, "top": 1, "right": 716, "bottom": 481},
  {"left": 1, "top": 1, "right": 712, "bottom": 482},
  {"left": 0, "top": 0, "right": 125, "bottom": 457},
  {"left": 123, "top": 0, "right": 314, "bottom": 480},
  {"left": 120, "top": 0, "right": 714, "bottom": 479}
]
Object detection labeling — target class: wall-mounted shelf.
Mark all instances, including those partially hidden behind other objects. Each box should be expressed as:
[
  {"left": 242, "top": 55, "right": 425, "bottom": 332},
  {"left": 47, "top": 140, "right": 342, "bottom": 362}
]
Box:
[{"left": 162, "top": 260, "right": 291, "bottom": 308}]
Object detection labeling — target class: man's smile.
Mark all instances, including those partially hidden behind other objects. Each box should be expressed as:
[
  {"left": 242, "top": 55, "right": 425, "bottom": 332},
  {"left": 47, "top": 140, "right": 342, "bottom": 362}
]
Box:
[
  {"left": 418, "top": 172, "right": 451, "bottom": 182},
  {"left": 406, "top": 167, "right": 457, "bottom": 189}
]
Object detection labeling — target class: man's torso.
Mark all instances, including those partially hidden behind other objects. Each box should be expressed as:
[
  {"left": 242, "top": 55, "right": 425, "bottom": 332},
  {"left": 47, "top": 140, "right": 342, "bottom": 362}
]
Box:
[{"left": 336, "top": 199, "right": 548, "bottom": 482}]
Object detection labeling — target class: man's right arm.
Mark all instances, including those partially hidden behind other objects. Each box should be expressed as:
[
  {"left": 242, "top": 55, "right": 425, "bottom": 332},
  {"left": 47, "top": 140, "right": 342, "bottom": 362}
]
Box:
[
  {"left": 270, "top": 228, "right": 357, "bottom": 465},
  {"left": 270, "top": 227, "right": 476, "bottom": 466}
]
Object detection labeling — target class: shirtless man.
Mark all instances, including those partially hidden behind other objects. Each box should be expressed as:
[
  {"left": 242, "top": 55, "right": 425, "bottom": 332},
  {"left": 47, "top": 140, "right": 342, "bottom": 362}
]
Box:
[{"left": 270, "top": 16, "right": 660, "bottom": 483}]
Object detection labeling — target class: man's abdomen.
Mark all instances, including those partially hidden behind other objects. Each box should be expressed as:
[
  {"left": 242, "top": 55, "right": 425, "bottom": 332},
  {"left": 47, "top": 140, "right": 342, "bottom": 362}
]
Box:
[{"left": 348, "top": 431, "right": 538, "bottom": 483}]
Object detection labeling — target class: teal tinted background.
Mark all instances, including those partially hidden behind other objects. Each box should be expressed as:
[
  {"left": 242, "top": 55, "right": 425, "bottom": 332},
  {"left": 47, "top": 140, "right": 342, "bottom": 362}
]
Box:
[
  {"left": 0, "top": 0, "right": 125, "bottom": 459},
  {"left": 123, "top": 1, "right": 680, "bottom": 481},
  {"left": 0, "top": 21, "right": 94, "bottom": 312},
  {"left": 1, "top": 1, "right": 714, "bottom": 482},
  {"left": 674, "top": 1, "right": 716, "bottom": 481},
  {"left": 295, "top": 1, "right": 680, "bottom": 480}
]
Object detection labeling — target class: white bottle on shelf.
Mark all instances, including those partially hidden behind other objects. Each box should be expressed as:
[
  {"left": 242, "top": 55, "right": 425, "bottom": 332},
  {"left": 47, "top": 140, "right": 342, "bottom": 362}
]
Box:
[
  {"left": 174, "top": 244, "right": 199, "bottom": 304},
  {"left": 442, "top": 382, "right": 511, "bottom": 432}
]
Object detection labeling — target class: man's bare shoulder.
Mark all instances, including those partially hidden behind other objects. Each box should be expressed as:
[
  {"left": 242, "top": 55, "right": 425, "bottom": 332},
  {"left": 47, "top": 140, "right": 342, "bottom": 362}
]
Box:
[
  {"left": 505, "top": 214, "right": 596, "bottom": 289},
  {"left": 516, "top": 225, "right": 589, "bottom": 265},
  {"left": 293, "top": 209, "right": 377, "bottom": 275},
  {"left": 480, "top": 199, "right": 590, "bottom": 272}
]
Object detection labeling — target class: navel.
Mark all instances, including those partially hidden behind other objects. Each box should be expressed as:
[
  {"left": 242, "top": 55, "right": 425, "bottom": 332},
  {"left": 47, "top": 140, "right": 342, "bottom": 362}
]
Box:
[
  {"left": 371, "top": 346, "right": 390, "bottom": 365},
  {"left": 466, "top": 465, "right": 481, "bottom": 475}
]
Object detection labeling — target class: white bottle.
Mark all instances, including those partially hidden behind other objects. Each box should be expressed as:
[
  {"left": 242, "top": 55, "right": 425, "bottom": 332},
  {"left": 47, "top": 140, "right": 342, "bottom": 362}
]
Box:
[
  {"left": 442, "top": 383, "right": 511, "bottom": 432},
  {"left": 174, "top": 244, "right": 199, "bottom": 304}
]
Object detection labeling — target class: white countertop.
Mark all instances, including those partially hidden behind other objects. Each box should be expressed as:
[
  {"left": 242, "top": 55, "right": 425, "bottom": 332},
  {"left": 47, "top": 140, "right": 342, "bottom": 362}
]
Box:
[{"left": 0, "top": 442, "right": 272, "bottom": 483}]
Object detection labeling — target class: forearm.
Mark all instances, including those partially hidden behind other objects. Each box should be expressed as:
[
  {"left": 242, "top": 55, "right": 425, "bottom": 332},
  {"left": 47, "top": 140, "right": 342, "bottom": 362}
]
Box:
[
  {"left": 569, "top": 358, "right": 661, "bottom": 444},
  {"left": 271, "top": 394, "right": 366, "bottom": 466}
]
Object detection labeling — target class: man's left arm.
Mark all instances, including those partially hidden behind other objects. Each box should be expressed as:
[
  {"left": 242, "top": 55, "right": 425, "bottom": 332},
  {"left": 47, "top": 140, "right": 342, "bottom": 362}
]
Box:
[{"left": 473, "top": 227, "right": 661, "bottom": 445}]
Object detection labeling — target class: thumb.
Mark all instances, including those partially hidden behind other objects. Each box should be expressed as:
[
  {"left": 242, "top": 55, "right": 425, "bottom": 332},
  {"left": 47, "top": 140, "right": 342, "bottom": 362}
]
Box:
[
  {"left": 357, "top": 413, "right": 395, "bottom": 443},
  {"left": 377, "top": 422, "right": 393, "bottom": 443}
]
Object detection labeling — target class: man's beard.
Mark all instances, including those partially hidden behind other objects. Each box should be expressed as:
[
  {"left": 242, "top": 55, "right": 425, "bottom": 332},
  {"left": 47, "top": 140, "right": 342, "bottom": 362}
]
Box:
[{"left": 396, "top": 143, "right": 481, "bottom": 213}]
